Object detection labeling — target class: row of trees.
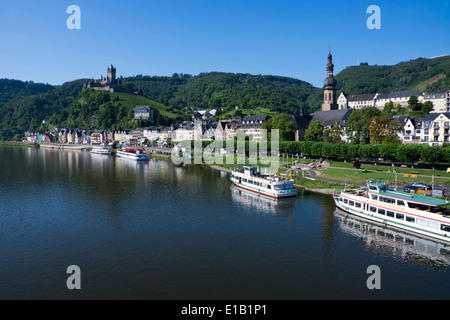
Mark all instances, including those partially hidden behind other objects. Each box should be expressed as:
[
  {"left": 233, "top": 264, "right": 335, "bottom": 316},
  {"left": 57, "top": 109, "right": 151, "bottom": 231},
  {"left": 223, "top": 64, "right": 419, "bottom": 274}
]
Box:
[{"left": 278, "top": 140, "right": 450, "bottom": 167}]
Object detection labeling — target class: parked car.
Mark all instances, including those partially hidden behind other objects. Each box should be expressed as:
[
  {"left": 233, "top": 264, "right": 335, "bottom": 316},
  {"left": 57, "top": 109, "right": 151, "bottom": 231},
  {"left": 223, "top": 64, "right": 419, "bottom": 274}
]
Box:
[
  {"left": 404, "top": 183, "right": 432, "bottom": 193},
  {"left": 410, "top": 183, "right": 432, "bottom": 189}
]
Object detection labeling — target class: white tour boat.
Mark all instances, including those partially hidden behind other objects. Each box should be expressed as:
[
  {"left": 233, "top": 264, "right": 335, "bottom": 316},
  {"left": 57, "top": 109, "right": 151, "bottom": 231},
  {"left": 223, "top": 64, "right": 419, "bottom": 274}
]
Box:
[
  {"left": 334, "top": 180, "right": 450, "bottom": 242},
  {"left": 116, "top": 148, "right": 150, "bottom": 161},
  {"left": 90, "top": 146, "right": 113, "bottom": 155},
  {"left": 230, "top": 166, "right": 298, "bottom": 199}
]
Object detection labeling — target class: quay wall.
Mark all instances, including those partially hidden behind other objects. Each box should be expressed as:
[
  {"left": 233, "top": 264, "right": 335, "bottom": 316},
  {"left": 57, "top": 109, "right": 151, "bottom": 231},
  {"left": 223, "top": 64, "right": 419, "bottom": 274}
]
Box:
[{"left": 39, "top": 143, "right": 90, "bottom": 151}]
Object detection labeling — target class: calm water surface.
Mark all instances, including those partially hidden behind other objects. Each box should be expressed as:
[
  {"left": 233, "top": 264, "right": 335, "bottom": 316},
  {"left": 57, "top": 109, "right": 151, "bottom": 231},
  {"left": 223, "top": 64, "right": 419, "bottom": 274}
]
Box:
[{"left": 0, "top": 146, "right": 449, "bottom": 299}]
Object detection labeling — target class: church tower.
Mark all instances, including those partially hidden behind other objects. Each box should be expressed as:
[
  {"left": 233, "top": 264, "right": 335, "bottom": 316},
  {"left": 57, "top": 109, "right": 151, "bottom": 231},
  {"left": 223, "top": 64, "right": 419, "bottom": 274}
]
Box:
[
  {"left": 322, "top": 51, "right": 338, "bottom": 111},
  {"left": 107, "top": 64, "right": 116, "bottom": 83}
]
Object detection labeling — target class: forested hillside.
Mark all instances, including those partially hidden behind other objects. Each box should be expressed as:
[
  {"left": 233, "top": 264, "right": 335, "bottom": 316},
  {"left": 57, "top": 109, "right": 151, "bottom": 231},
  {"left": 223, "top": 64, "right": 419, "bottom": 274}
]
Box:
[
  {"left": 123, "top": 72, "right": 318, "bottom": 116},
  {"left": 0, "top": 73, "right": 319, "bottom": 140}
]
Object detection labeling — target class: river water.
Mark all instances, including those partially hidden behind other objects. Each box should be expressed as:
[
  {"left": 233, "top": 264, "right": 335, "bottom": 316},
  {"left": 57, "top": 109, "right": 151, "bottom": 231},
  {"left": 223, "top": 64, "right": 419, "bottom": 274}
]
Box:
[{"left": 0, "top": 146, "right": 449, "bottom": 300}]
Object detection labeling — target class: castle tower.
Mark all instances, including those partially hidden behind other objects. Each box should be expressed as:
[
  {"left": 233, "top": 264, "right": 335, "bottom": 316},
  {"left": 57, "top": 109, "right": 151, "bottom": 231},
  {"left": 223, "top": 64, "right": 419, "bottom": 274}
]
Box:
[
  {"left": 107, "top": 64, "right": 116, "bottom": 83},
  {"left": 322, "top": 51, "right": 338, "bottom": 111}
]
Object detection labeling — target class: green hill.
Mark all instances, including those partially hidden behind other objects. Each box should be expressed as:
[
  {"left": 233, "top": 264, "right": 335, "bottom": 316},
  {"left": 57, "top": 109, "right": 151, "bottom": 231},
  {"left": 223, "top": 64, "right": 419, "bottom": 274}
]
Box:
[
  {"left": 307, "top": 55, "right": 450, "bottom": 111},
  {"left": 124, "top": 72, "right": 318, "bottom": 116},
  {"left": 47, "top": 89, "right": 182, "bottom": 131},
  {"left": 0, "top": 79, "right": 178, "bottom": 140}
]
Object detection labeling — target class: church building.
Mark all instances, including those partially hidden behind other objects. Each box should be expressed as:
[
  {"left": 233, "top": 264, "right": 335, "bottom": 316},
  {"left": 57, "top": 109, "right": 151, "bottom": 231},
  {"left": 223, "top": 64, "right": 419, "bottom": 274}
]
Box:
[{"left": 322, "top": 51, "right": 338, "bottom": 111}]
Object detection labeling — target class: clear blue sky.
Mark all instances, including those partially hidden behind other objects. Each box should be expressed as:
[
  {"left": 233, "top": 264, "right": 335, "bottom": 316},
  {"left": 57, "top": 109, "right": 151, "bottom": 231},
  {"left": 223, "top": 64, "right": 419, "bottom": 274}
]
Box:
[{"left": 0, "top": 0, "right": 449, "bottom": 88}]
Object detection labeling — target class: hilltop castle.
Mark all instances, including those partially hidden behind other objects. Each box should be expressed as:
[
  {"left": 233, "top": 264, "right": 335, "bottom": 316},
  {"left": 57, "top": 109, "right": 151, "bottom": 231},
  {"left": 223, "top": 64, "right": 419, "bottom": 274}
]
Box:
[{"left": 83, "top": 64, "right": 142, "bottom": 95}]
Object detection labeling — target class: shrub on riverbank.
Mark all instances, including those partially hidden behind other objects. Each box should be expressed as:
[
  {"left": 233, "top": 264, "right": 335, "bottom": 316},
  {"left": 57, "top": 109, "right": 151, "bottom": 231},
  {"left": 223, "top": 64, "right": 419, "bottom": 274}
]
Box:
[{"left": 0, "top": 141, "right": 39, "bottom": 148}]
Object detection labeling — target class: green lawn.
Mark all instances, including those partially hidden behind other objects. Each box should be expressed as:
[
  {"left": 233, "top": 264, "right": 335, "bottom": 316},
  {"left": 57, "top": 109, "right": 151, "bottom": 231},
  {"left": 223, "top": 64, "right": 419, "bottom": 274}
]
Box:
[
  {"left": 329, "top": 161, "right": 450, "bottom": 178},
  {"left": 294, "top": 177, "right": 359, "bottom": 190},
  {"left": 318, "top": 167, "right": 450, "bottom": 185}
]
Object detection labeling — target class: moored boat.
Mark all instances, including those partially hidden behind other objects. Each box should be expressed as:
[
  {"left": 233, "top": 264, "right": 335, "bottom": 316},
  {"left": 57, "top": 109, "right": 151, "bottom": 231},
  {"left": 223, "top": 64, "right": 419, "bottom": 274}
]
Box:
[
  {"left": 90, "top": 146, "right": 113, "bottom": 155},
  {"left": 334, "top": 180, "right": 450, "bottom": 242},
  {"left": 116, "top": 148, "right": 149, "bottom": 161},
  {"left": 230, "top": 165, "right": 298, "bottom": 199}
]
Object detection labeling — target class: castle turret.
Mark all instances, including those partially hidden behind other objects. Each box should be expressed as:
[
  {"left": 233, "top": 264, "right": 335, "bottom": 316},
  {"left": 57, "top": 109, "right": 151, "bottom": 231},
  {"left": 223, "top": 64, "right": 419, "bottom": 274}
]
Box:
[{"left": 107, "top": 64, "right": 116, "bottom": 83}]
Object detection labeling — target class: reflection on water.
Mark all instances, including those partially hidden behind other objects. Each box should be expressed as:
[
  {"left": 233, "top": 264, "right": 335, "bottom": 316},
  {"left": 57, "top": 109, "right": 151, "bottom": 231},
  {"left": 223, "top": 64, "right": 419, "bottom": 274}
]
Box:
[{"left": 334, "top": 208, "right": 450, "bottom": 269}]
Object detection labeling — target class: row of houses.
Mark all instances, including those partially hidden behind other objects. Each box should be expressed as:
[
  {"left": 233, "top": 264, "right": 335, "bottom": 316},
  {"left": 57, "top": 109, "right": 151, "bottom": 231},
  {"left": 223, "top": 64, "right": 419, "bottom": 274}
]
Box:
[
  {"left": 25, "top": 110, "right": 450, "bottom": 148},
  {"left": 25, "top": 115, "right": 272, "bottom": 146},
  {"left": 305, "top": 108, "right": 450, "bottom": 146},
  {"left": 337, "top": 89, "right": 450, "bottom": 113}
]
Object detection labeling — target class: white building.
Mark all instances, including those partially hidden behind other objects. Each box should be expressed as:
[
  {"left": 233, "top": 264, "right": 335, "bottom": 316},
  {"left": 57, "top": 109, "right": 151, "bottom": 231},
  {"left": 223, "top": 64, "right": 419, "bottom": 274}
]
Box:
[
  {"left": 420, "top": 112, "right": 450, "bottom": 146},
  {"left": 374, "top": 90, "right": 423, "bottom": 109},
  {"left": 133, "top": 106, "right": 154, "bottom": 121},
  {"left": 424, "top": 89, "right": 450, "bottom": 113},
  {"left": 337, "top": 92, "right": 377, "bottom": 109},
  {"left": 239, "top": 115, "right": 270, "bottom": 142}
]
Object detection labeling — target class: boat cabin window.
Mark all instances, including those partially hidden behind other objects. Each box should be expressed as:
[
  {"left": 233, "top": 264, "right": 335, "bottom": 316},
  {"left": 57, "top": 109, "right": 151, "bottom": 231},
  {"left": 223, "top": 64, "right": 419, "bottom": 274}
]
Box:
[
  {"left": 267, "top": 185, "right": 272, "bottom": 189},
  {"left": 355, "top": 202, "right": 361, "bottom": 208},
  {"left": 370, "top": 206, "right": 376, "bottom": 213},
  {"left": 407, "top": 202, "right": 431, "bottom": 211},
  {"left": 428, "top": 220, "right": 439, "bottom": 230},
  {"left": 406, "top": 216, "right": 415, "bottom": 223},
  {"left": 397, "top": 200, "right": 405, "bottom": 206},
  {"left": 349, "top": 201, "right": 354, "bottom": 206},
  {"left": 379, "top": 196, "right": 395, "bottom": 204},
  {"left": 371, "top": 194, "right": 378, "bottom": 200},
  {"left": 416, "top": 218, "right": 427, "bottom": 227},
  {"left": 343, "top": 199, "right": 348, "bottom": 204},
  {"left": 396, "top": 213, "right": 404, "bottom": 220},
  {"left": 441, "top": 224, "right": 450, "bottom": 232},
  {"left": 368, "top": 186, "right": 378, "bottom": 191},
  {"left": 387, "top": 211, "right": 395, "bottom": 218},
  {"left": 243, "top": 178, "right": 248, "bottom": 183},
  {"left": 378, "top": 208, "right": 385, "bottom": 215}
]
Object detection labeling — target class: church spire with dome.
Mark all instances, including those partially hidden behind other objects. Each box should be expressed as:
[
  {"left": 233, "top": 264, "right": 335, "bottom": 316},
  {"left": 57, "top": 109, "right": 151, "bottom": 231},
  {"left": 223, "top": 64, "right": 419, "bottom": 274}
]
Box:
[{"left": 322, "top": 50, "right": 338, "bottom": 111}]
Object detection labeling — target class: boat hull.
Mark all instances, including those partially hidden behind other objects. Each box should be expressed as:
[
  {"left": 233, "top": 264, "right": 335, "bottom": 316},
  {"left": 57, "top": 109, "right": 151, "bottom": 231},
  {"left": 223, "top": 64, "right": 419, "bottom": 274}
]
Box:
[
  {"left": 91, "top": 148, "right": 113, "bottom": 155},
  {"left": 116, "top": 151, "right": 149, "bottom": 161},
  {"left": 231, "top": 180, "right": 297, "bottom": 199}
]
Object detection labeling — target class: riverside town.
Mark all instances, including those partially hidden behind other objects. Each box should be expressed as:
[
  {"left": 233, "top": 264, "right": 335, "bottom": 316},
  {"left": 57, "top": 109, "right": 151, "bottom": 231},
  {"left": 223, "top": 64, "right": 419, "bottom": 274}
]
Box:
[
  {"left": 18, "top": 58, "right": 450, "bottom": 241},
  {"left": 1, "top": 0, "right": 450, "bottom": 304}
]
